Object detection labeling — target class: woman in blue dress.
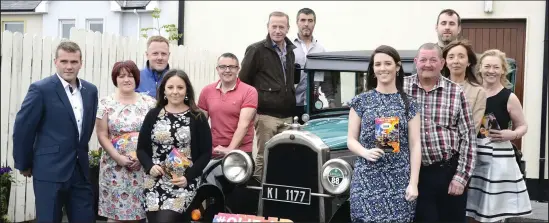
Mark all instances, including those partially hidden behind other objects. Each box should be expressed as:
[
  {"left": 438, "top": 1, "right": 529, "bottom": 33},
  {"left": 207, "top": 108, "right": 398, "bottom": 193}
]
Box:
[{"left": 347, "top": 45, "right": 422, "bottom": 222}]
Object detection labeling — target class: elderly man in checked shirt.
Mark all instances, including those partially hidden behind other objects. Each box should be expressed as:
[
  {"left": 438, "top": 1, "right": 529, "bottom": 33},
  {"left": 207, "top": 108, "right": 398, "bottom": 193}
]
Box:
[{"left": 404, "top": 43, "right": 477, "bottom": 223}]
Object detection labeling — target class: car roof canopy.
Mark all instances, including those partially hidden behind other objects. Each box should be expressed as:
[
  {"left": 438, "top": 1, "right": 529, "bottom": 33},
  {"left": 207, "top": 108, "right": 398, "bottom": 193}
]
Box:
[
  {"left": 304, "top": 50, "right": 516, "bottom": 78},
  {"left": 305, "top": 50, "right": 417, "bottom": 73}
]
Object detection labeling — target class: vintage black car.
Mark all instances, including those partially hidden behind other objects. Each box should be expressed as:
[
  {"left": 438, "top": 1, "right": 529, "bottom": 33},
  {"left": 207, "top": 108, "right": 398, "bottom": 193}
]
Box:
[
  {"left": 187, "top": 51, "right": 520, "bottom": 222},
  {"left": 183, "top": 49, "right": 418, "bottom": 222}
]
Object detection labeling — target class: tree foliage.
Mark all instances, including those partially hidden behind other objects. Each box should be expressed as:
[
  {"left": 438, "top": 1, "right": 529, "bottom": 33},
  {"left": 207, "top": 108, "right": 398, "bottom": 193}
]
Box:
[{"left": 140, "top": 7, "right": 183, "bottom": 42}]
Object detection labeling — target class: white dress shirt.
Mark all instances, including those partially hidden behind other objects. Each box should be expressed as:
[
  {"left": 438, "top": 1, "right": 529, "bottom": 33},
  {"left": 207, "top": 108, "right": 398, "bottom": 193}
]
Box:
[
  {"left": 56, "top": 74, "right": 84, "bottom": 139},
  {"left": 293, "top": 35, "right": 326, "bottom": 106}
]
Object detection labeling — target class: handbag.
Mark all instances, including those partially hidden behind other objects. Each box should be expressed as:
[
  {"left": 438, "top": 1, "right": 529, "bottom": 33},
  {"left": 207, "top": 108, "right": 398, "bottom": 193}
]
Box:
[{"left": 512, "top": 143, "right": 526, "bottom": 177}]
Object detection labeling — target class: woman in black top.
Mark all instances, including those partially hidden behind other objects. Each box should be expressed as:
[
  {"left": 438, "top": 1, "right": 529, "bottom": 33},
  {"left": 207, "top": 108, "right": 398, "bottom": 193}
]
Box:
[
  {"left": 466, "top": 49, "right": 531, "bottom": 223},
  {"left": 136, "top": 69, "right": 212, "bottom": 223}
]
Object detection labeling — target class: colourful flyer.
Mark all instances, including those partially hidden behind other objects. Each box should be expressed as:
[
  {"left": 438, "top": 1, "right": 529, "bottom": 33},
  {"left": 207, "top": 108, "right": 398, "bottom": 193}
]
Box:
[
  {"left": 164, "top": 147, "right": 192, "bottom": 179},
  {"left": 111, "top": 132, "right": 139, "bottom": 154},
  {"left": 374, "top": 117, "right": 400, "bottom": 153},
  {"left": 478, "top": 113, "right": 501, "bottom": 139},
  {"left": 212, "top": 213, "right": 293, "bottom": 222}
]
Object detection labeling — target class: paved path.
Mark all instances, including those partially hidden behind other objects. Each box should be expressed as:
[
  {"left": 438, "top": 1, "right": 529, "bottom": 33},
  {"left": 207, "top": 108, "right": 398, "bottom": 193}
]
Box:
[
  {"left": 58, "top": 200, "right": 548, "bottom": 223},
  {"left": 508, "top": 200, "right": 548, "bottom": 222}
]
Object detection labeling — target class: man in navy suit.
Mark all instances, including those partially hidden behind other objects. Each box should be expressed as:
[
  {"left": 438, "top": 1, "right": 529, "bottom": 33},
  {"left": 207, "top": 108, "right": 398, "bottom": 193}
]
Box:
[{"left": 12, "top": 41, "right": 98, "bottom": 223}]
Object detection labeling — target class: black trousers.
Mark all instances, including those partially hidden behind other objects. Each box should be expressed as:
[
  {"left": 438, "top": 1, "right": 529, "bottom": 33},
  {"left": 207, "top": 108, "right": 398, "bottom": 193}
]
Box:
[{"left": 414, "top": 156, "right": 468, "bottom": 223}]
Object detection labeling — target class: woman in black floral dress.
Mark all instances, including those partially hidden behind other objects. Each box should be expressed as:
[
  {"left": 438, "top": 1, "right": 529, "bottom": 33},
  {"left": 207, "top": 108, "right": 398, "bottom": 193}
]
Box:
[{"left": 136, "top": 69, "right": 212, "bottom": 223}]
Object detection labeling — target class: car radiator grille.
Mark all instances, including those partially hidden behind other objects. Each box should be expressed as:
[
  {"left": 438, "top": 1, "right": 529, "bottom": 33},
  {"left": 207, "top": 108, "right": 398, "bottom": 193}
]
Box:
[{"left": 263, "top": 143, "right": 320, "bottom": 222}]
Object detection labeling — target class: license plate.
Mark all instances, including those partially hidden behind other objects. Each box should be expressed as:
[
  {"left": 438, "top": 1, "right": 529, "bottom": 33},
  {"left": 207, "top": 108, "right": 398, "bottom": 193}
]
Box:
[{"left": 261, "top": 183, "right": 311, "bottom": 205}]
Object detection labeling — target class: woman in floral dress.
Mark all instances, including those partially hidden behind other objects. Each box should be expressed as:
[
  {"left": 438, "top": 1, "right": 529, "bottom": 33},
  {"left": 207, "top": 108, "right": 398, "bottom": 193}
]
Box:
[
  {"left": 137, "top": 69, "right": 212, "bottom": 223},
  {"left": 96, "top": 60, "right": 156, "bottom": 221},
  {"left": 347, "top": 45, "right": 422, "bottom": 222}
]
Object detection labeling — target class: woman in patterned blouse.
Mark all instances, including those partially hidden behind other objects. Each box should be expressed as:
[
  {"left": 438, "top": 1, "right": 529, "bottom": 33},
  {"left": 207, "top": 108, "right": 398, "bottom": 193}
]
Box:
[
  {"left": 95, "top": 60, "right": 156, "bottom": 222},
  {"left": 136, "top": 69, "right": 212, "bottom": 223}
]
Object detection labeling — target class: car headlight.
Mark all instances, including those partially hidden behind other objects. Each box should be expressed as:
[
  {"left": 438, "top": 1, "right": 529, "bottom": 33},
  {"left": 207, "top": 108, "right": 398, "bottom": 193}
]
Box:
[
  {"left": 301, "top": 113, "right": 310, "bottom": 123},
  {"left": 320, "top": 158, "right": 353, "bottom": 195},
  {"left": 222, "top": 150, "right": 253, "bottom": 184}
]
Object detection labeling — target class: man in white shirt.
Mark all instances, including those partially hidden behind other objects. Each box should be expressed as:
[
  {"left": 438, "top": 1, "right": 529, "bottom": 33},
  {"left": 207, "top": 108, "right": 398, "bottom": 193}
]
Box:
[
  {"left": 12, "top": 41, "right": 99, "bottom": 223},
  {"left": 293, "top": 8, "right": 337, "bottom": 123}
]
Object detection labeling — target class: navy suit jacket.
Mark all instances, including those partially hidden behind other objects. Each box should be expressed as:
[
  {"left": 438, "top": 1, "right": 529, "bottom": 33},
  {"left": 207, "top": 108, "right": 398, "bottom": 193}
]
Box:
[{"left": 12, "top": 74, "right": 98, "bottom": 182}]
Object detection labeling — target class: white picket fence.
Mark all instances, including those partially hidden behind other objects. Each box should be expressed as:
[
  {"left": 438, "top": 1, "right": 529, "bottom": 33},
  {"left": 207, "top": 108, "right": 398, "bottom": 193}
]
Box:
[{"left": 0, "top": 28, "right": 220, "bottom": 222}]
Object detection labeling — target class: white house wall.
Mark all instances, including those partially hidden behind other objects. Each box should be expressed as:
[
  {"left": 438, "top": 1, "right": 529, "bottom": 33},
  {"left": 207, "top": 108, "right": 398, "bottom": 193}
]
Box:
[
  {"left": 120, "top": 1, "right": 177, "bottom": 39},
  {"left": 182, "top": 1, "right": 547, "bottom": 179},
  {"left": 120, "top": 12, "right": 153, "bottom": 38},
  {"left": 42, "top": 1, "right": 121, "bottom": 38},
  {"left": 41, "top": 1, "right": 176, "bottom": 39},
  {"left": 156, "top": 0, "right": 179, "bottom": 37},
  {"left": 0, "top": 14, "right": 43, "bottom": 36}
]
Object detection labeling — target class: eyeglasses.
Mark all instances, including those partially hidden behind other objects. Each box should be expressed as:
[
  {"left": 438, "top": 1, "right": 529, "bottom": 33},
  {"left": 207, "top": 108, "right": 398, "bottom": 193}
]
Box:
[{"left": 217, "top": 65, "right": 239, "bottom": 71}]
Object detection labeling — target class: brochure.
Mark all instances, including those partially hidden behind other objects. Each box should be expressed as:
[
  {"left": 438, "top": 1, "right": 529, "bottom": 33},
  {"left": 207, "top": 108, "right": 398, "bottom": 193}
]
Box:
[
  {"left": 164, "top": 147, "right": 192, "bottom": 179},
  {"left": 374, "top": 117, "right": 400, "bottom": 153},
  {"left": 478, "top": 113, "right": 501, "bottom": 140}
]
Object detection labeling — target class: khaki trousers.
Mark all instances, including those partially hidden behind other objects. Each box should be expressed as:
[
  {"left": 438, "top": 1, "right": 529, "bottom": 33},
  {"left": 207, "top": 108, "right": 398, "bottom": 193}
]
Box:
[{"left": 253, "top": 114, "right": 293, "bottom": 178}]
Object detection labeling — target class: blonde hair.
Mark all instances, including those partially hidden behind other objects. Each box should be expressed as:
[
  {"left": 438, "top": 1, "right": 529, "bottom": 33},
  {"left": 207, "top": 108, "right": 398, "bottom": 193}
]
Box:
[
  {"left": 146, "top": 36, "right": 169, "bottom": 48},
  {"left": 476, "top": 49, "right": 513, "bottom": 89}
]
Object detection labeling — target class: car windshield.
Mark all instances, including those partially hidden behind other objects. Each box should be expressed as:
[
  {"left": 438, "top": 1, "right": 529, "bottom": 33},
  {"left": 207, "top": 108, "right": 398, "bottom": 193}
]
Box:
[{"left": 307, "top": 70, "right": 366, "bottom": 114}]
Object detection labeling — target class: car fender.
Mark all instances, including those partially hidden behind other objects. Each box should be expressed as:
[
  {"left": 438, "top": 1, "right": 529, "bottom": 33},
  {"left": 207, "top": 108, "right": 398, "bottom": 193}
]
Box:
[
  {"left": 185, "top": 159, "right": 231, "bottom": 221},
  {"left": 187, "top": 183, "right": 226, "bottom": 222},
  {"left": 202, "top": 158, "right": 238, "bottom": 193},
  {"left": 328, "top": 199, "right": 350, "bottom": 223}
]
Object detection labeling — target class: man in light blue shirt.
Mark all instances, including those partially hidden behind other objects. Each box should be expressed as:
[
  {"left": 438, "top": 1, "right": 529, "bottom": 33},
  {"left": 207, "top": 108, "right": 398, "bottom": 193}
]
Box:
[{"left": 293, "top": 8, "right": 337, "bottom": 123}]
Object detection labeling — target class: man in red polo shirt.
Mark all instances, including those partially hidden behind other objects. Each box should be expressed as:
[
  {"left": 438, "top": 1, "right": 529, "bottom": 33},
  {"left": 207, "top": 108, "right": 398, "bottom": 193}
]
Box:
[{"left": 198, "top": 53, "right": 258, "bottom": 156}]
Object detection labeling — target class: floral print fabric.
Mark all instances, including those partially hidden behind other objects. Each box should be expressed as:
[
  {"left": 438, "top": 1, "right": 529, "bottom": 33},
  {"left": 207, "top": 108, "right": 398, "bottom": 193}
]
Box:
[
  {"left": 143, "top": 108, "right": 201, "bottom": 213},
  {"left": 96, "top": 93, "right": 156, "bottom": 220},
  {"left": 348, "top": 90, "right": 418, "bottom": 223}
]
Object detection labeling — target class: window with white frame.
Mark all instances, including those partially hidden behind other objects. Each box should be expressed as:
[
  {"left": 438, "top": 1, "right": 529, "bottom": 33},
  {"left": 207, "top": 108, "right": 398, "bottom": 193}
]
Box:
[
  {"left": 59, "top": 19, "right": 76, "bottom": 39},
  {"left": 86, "top": 19, "right": 103, "bottom": 33},
  {"left": 3, "top": 21, "right": 24, "bottom": 33}
]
